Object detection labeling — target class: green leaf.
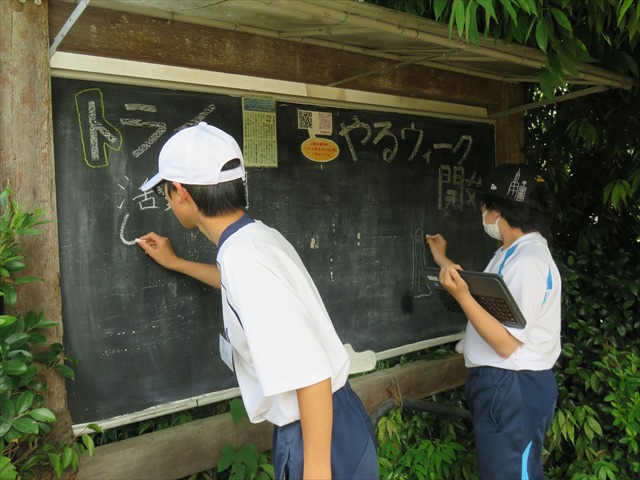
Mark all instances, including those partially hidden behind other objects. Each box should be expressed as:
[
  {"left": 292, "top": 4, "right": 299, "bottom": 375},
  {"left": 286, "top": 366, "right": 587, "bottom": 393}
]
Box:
[
  {"left": 54, "top": 364, "right": 75, "bottom": 381},
  {"left": 549, "top": 7, "right": 572, "bottom": 33},
  {"left": 0, "top": 417, "right": 12, "bottom": 438},
  {"left": 86, "top": 423, "right": 103, "bottom": 433},
  {"left": 476, "top": 0, "right": 497, "bottom": 23},
  {"left": 20, "top": 454, "right": 47, "bottom": 474},
  {"left": 61, "top": 446, "right": 74, "bottom": 469},
  {"left": 230, "top": 398, "right": 247, "bottom": 424},
  {"left": 217, "top": 444, "right": 236, "bottom": 472},
  {"left": 5, "top": 333, "right": 29, "bottom": 349},
  {"left": 453, "top": 0, "right": 466, "bottom": 38},
  {"left": 14, "top": 276, "right": 40, "bottom": 285},
  {"left": 82, "top": 433, "right": 95, "bottom": 456},
  {"left": 2, "top": 261, "right": 26, "bottom": 273},
  {"left": 15, "top": 391, "right": 35, "bottom": 415},
  {"left": 556, "top": 47, "right": 580, "bottom": 76},
  {"left": 27, "top": 332, "right": 46, "bottom": 344},
  {"left": 0, "top": 316, "right": 17, "bottom": 328},
  {"left": 434, "top": 0, "right": 448, "bottom": 20},
  {"left": 2, "top": 360, "right": 27, "bottom": 376},
  {"left": 538, "top": 67, "right": 555, "bottom": 98},
  {"left": 499, "top": 0, "right": 518, "bottom": 25},
  {"left": 466, "top": 1, "right": 479, "bottom": 45},
  {"left": 238, "top": 444, "right": 258, "bottom": 473},
  {"left": 29, "top": 408, "right": 56, "bottom": 423},
  {"left": 535, "top": 17, "right": 549, "bottom": 52},
  {"left": 32, "top": 319, "right": 59, "bottom": 329},
  {"left": 617, "top": 0, "right": 635, "bottom": 27},
  {"left": 12, "top": 417, "right": 38, "bottom": 434},
  {"left": 0, "top": 455, "right": 17, "bottom": 480},
  {"left": 48, "top": 453, "right": 62, "bottom": 479},
  {"left": 0, "top": 287, "right": 16, "bottom": 307},
  {"left": 0, "top": 375, "right": 13, "bottom": 396}
]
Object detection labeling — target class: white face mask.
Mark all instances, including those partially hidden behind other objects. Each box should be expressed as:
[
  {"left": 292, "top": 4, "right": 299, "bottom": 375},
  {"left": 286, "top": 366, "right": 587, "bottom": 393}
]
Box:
[{"left": 482, "top": 210, "right": 502, "bottom": 241}]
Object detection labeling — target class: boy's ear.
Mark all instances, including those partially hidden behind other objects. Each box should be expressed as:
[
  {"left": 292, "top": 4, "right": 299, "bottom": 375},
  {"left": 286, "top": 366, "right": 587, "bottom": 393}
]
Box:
[{"left": 172, "top": 181, "right": 191, "bottom": 202}]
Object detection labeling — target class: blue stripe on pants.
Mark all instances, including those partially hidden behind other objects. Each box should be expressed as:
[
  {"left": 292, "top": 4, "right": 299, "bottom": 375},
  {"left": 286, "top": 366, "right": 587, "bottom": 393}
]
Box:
[
  {"left": 465, "top": 367, "right": 557, "bottom": 480},
  {"left": 272, "top": 382, "right": 379, "bottom": 480}
]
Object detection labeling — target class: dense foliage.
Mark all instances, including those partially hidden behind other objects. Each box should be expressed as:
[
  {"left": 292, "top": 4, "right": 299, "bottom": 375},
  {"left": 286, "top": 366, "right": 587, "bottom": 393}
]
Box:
[{"left": 525, "top": 82, "right": 640, "bottom": 478}]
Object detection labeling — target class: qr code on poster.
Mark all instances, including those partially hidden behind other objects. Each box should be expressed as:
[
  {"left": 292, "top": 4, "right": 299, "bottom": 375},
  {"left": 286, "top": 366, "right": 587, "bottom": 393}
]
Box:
[{"left": 297, "top": 110, "right": 313, "bottom": 129}]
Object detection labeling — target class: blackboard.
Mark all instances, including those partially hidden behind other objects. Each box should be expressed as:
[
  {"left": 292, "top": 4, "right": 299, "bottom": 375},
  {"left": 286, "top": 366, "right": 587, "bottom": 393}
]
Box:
[{"left": 52, "top": 77, "right": 496, "bottom": 426}]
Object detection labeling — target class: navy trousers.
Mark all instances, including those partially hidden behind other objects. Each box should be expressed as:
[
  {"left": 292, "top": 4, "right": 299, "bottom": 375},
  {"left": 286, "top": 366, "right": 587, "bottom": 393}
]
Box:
[
  {"left": 465, "top": 367, "right": 557, "bottom": 480},
  {"left": 272, "top": 382, "right": 379, "bottom": 480}
]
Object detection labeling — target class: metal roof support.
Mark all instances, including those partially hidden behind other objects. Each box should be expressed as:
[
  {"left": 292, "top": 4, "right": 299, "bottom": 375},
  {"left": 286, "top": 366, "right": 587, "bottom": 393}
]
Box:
[
  {"left": 49, "top": 0, "right": 91, "bottom": 59},
  {"left": 489, "top": 85, "right": 610, "bottom": 118}
]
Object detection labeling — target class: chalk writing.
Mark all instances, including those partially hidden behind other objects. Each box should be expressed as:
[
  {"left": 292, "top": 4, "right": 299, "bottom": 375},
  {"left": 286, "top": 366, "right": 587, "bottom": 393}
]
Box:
[
  {"left": 118, "top": 176, "right": 170, "bottom": 245},
  {"left": 75, "top": 88, "right": 123, "bottom": 168},
  {"left": 120, "top": 103, "right": 166, "bottom": 158},
  {"left": 372, "top": 121, "right": 397, "bottom": 163},
  {"left": 338, "top": 116, "right": 371, "bottom": 163},
  {"left": 400, "top": 123, "right": 424, "bottom": 162},
  {"left": 174, "top": 103, "right": 217, "bottom": 131},
  {"left": 338, "top": 116, "right": 476, "bottom": 168}
]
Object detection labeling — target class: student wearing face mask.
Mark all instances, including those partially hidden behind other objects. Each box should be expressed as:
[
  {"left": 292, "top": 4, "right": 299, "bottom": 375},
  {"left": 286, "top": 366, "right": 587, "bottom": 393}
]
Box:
[{"left": 426, "top": 163, "right": 561, "bottom": 480}]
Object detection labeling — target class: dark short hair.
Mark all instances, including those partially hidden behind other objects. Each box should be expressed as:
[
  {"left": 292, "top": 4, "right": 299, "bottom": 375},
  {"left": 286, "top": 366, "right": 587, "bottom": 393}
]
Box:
[
  {"left": 483, "top": 186, "right": 555, "bottom": 234},
  {"left": 166, "top": 159, "right": 246, "bottom": 217}
]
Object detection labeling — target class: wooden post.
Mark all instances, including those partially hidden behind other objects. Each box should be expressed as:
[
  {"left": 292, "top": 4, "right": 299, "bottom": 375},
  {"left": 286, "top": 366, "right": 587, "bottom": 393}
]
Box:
[
  {"left": 0, "top": 0, "right": 72, "bottom": 442},
  {"left": 494, "top": 82, "right": 525, "bottom": 165}
]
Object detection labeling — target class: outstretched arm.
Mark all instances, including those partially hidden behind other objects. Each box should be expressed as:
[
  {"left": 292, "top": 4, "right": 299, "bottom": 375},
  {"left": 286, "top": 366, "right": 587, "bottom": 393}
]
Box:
[{"left": 137, "top": 232, "right": 221, "bottom": 289}]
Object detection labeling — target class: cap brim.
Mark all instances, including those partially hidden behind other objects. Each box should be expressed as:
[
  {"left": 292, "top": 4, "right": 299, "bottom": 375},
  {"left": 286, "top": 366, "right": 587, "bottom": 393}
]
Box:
[{"left": 139, "top": 173, "right": 163, "bottom": 192}]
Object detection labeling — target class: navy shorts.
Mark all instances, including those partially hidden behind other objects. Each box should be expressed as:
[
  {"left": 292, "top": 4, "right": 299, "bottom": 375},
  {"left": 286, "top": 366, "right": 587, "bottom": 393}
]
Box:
[
  {"left": 465, "top": 367, "right": 557, "bottom": 480},
  {"left": 272, "top": 382, "right": 379, "bottom": 480}
]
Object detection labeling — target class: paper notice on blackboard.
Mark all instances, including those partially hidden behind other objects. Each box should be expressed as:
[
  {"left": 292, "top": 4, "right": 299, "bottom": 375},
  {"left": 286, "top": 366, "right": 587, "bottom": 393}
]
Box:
[{"left": 242, "top": 94, "right": 277, "bottom": 167}]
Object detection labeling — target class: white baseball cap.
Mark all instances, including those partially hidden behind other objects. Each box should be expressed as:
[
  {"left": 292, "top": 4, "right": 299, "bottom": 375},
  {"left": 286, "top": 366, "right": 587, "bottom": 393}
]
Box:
[{"left": 139, "top": 122, "right": 245, "bottom": 192}]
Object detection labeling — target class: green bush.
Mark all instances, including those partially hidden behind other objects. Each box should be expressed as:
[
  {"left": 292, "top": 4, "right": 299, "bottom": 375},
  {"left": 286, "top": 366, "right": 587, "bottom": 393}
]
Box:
[{"left": 0, "top": 186, "right": 95, "bottom": 479}]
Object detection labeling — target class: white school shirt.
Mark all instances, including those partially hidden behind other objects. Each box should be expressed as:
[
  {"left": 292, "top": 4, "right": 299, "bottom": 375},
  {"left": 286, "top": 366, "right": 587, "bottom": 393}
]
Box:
[
  {"left": 216, "top": 216, "right": 350, "bottom": 426},
  {"left": 463, "top": 232, "right": 562, "bottom": 370}
]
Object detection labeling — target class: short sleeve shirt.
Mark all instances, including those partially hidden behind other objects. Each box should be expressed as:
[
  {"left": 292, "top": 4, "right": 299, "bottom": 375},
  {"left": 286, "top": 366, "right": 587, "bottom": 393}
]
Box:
[
  {"left": 463, "top": 232, "right": 562, "bottom": 370},
  {"left": 216, "top": 216, "right": 350, "bottom": 426}
]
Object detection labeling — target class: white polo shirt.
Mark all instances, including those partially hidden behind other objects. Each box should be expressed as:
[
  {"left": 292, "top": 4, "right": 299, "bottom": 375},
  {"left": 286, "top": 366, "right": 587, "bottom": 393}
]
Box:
[
  {"left": 216, "top": 216, "right": 350, "bottom": 426},
  {"left": 463, "top": 232, "right": 562, "bottom": 370}
]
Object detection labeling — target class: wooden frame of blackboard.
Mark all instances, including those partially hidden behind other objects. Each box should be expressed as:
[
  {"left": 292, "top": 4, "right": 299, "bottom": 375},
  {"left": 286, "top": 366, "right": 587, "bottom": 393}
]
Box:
[
  {"left": 50, "top": 54, "right": 496, "bottom": 434},
  {"left": 51, "top": 52, "right": 490, "bottom": 122}
]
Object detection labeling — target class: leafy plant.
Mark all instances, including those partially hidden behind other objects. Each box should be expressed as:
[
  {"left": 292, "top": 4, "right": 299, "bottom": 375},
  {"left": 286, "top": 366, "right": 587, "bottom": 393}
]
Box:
[
  {"left": 376, "top": 400, "right": 476, "bottom": 480},
  {"left": 0, "top": 187, "right": 45, "bottom": 308},
  {"left": 215, "top": 398, "right": 274, "bottom": 480},
  {"left": 216, "top": 444, "right": 274, "bottom": 480},
  {"left": 0, "top": 185, "right": 96, "bottom": 479},
  {"left": 367, "top": 1, "right": 640, "bottom": 99}
]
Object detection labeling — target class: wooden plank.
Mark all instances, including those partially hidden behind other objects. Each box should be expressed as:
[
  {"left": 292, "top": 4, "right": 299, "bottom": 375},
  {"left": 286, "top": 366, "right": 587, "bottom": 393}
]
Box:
[
  {"left": 0, "top": 0, "right": 72, "bottom": 443},
  {"left": 47, "top": 1, "right": 504, "bottom": 109},
  {"left": 76, "top": 355, "right": 467, "bottom": 480}
]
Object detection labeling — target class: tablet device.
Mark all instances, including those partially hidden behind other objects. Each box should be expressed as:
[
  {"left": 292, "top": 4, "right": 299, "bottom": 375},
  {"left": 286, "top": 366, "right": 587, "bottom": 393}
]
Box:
[{"left": 423, "top": 267, "right": 527, "bottom": 329}]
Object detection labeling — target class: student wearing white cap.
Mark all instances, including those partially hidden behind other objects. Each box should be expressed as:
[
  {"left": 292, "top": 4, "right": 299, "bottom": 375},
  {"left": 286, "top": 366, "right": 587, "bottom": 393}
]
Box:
[
  {"left": 137, "top": 122, "right": 379, "bottom": 480},
  {"left": 426, "top": 164, "right": 561, "bottom": 480}
]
